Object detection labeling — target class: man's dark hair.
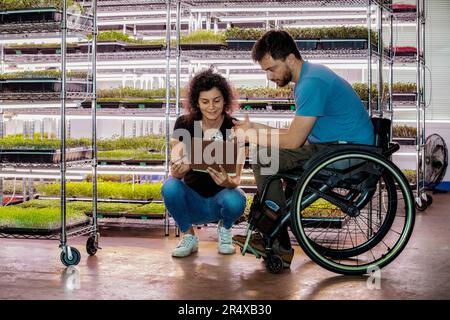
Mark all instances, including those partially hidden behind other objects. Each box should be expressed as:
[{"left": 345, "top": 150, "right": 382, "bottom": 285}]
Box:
[
  {"left": 251, "top": 30, "right": 302, "bottom": 62},
  {"left": 184, "top": 68, "right": 238, "bottom": 122}
]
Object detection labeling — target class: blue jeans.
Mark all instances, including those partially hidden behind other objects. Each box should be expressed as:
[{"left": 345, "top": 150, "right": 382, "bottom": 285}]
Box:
[{"left": 162, "top": 177, "right": 246, "bottom": 232}]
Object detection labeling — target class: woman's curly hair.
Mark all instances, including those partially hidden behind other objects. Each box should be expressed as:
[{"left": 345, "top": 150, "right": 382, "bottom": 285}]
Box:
[{"left": 183, "top": 68, "right": 238, "bottom": 123}]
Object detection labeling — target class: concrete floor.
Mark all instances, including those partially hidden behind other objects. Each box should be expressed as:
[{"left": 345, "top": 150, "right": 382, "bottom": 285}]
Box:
[{"left": 0, "top": 192, "right": 449, "bottom": 300}]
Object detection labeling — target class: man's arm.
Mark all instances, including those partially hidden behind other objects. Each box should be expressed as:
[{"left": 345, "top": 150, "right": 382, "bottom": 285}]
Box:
[
  {"left": 256, "top": 115, "right": 316, "bottom": 149},
  {"left": 251, "top": 122, "right": 289, "bottom": 133}
]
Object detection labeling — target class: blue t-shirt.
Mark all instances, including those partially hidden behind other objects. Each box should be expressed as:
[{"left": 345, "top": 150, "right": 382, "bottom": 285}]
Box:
[{"left": 295, "top": 61, "right": 374, "bottom": 145}]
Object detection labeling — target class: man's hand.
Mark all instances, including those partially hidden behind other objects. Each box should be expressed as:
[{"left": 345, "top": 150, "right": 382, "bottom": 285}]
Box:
[
  {"left": 232, "top": 113, "right": 252, "bottom": 131},
  {"left": 232, "top": 113, "right": 252, "bottom": 143}
]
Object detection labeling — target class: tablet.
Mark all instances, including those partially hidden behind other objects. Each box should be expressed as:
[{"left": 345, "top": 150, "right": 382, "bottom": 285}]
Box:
[{"left": 188, "top": 137, "right": 243, "bottom": 176}]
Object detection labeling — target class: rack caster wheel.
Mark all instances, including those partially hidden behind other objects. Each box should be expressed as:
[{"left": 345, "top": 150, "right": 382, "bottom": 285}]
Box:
[
  {"left": 424, "top": 194, "right": 433, "bottom": 207},
  {"left": 265, "top": 255, "right": 283, "bottom": 274},
  {"left": 60, "top": 247, "right": 81, "bottom": 267},
  {"left": 415, "top": 197, "right": 428, "bottom": 211},
  {"left": 86, "top": 236, "right": 97, "bottom": 256}
]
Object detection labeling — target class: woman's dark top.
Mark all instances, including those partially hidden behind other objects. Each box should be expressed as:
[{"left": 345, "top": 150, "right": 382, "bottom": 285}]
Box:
[{"left": 172, "top": 114, "right": 235, "bottom": 198}]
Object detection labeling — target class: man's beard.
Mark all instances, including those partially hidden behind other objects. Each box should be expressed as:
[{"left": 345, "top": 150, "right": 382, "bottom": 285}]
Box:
[{"left": 277, "top": 69, "right": 292, "bottom": 87}]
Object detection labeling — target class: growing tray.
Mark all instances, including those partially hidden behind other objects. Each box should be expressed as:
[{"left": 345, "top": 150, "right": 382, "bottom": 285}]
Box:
[
  {"left": 0, "top": 147, "right": 91, "bottom": 163},
  {"left": 82, "top": 101, "right": 165, "bottom": 109},
  {"left": 392, "top": 93, "right": 417, "bottom": 102},
  {"left": 123, "top": 44, "right": 164, "bottom": 52},
  {"left": 79, "top": 41, "right": 126, "bottom": 53},
  {"left": 98, "top": 159, "right": 164, "bottom": 166},
  {"left": 180, "top": 43, "right": 227, "bottom": 51},
  {"left": 392, "top": 137, "right": 416, "bottom": 145},
  {"left": 0, "top": 78, "right": 91, "bottom": 100},
  {"left": 0, "top": 219, "right": 90, "bottom": 236},
  {"left": 85, "top": 211, "right": 164, "bottom": 219},
  {"left": 4, "top": 45, "right": 78, "bottom": 55},
  {"left": 271, "top": 103, "right": 296, "bottom": 111},
  {"left": 0, "top": 7, "right": 93, "bottom": 30},
  {"left": 226, "top": 39, "right": 369, "bottom": 51},
  {"left": 240, "top": 102, "right": 268, "bottom": 110}
]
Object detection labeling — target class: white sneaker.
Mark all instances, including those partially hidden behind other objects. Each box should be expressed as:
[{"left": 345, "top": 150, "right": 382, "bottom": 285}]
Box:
[
  {"left": 218, "top": 221, "right": 236, "bottom": 255},
  {"left": 172, "top": 234, "right": 198, "bottom": 257}
]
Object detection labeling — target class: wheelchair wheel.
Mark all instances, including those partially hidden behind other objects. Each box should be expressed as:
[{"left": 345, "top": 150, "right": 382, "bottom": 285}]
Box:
[{"left": 290, "top": 150, "right": 415, "bottom": 275}]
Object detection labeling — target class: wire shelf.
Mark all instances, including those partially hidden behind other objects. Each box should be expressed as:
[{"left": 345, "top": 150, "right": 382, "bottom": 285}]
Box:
[{"left": 0, "top": 159, "right": 93, "bottom": 169}]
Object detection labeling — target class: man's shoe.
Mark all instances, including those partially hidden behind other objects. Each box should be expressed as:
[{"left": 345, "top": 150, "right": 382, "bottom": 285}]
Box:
[
  {"left": 233, "top": 233, "right": 293, "bottom": 268},
  {"left": 218, "top": 221, "right": 236, "bottom": 255},
  {"left": 272, "top": 239, "right": 294, "bottom": 268},
  {"left": 172, "top": 234, "right": 198, "bottom": 257}
]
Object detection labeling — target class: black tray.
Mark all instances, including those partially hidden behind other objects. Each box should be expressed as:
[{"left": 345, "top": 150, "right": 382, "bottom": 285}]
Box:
[
  {"left": 271, "top": 103, "right": 296, "bottom": 111},
  {"left": 0, "top": 219, "right": 90, "bottom": 236},
  {"left": 392, "top": 93, "right": 417, "bottom": 102},
  {"left": 85, "top": 212, "right": 164, "bottom": 219},
  {"left": 180, "top": 43, "right": 227, "bottom": 51},
  {"left": 98, "top": 159, "right": 164, "bottom": 166},
  {"left": 392, "top": 137, "right": 416, "bottom": 145},
  {"left": 302, "top": 216, "right": 348, "bottom": 229},
  {"left": 0, "top": 147, "right": 91, "bottom": 163},
  {"left": 240, "top": 102, "right": 268, "bottom": 110}
]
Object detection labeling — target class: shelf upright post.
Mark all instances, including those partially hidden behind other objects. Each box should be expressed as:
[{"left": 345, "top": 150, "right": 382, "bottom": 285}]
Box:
[
  {"left": 367, "top": 0, "right": 373, "bottom": 116},
  {"left": 60, "top": 0, "right": 68, "bottom": 250},
  {"left": 388, "top": 7, "right": 393, "bottom": 132},
  {"left": 164, "top": 0, "right": 172, "bottom": 236},
  {"left": 376, "top": 4, "right": 383, "bottom": 117},
  {"left": 0, "top": 43, "right": 4, "bottom": 74},
  {"left": 91, "top": 0, "right": 99, "bottom": 242},
  {"left": 176, "top": 0, "right": 181, "bottom": 118},
  {"left": 174, "top": 0, "right": 182, "bottom": 238},
  {"left": 415, "top": 0, "right": 423, "bottom": 204},
  {"left": 417, "top": 0, "right": 426, "bottom": 201},
  {"left": 0, "top": 111, "right": 3, "bottom": 206},
  {"left": 367, "top": 0, "right": 374, "bottom": 238}
]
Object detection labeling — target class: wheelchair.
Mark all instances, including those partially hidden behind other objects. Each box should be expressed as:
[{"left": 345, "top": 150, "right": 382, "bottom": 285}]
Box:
[{"left": 238, "top": 118, "right": 416, "bottom": 275}]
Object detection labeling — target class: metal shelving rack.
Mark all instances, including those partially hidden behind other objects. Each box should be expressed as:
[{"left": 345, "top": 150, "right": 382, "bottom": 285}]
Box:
[
  {"left": 413, "top": 0, "right": 429, "bottom": 209},
  {"left": 0, "top": 0, "right": 99, "bottom": 266}
]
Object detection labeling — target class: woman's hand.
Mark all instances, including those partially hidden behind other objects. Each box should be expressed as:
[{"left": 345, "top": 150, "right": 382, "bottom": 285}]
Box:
[
  {"left": 170, "top": 161, "right": 191, "bottom": 179},
  {"left": 207, "top": 165, "right": 237, "bottom": 188}
]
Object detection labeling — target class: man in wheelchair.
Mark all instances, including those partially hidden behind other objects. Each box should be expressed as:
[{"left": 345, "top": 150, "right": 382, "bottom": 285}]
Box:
[{"left": 232, "top": 30, "right": 375, "bottom": 269}]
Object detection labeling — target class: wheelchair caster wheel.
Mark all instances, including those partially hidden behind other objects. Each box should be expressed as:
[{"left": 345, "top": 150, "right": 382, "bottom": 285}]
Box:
[
  {"left": 86, "top": 236, "right": 97, "bottom": 256},
  {"left": 422, "top": 193, "right": 433, "bottom": 207},
  {"left": 265, "top": 255, "right": 283, "bottom": 274},
  {"left": 60, "top": 247, "right": 81, "bottom": 267}
]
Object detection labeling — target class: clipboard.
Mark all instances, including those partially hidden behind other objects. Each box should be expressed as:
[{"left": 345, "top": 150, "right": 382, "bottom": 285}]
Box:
[{"left": 188, "top": 137, "right": 242, "bottom": 176}]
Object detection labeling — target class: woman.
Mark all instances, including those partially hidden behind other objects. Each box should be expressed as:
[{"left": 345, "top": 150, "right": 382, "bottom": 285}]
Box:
[{"left": 162, "top": 68, "right": 247, "bottom": 258}]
